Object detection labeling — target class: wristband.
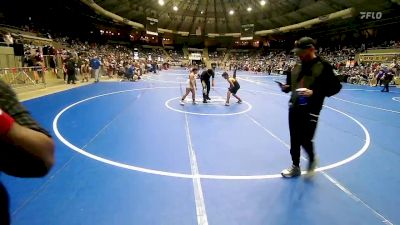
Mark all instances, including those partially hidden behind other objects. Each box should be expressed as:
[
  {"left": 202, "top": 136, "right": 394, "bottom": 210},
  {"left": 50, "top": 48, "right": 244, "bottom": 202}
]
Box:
[{"left": 0, "top": 109, "right": 15, "bottom": 135}]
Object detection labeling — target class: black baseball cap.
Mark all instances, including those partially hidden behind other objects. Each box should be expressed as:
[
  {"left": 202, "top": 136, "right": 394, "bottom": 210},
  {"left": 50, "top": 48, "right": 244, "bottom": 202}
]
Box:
[
  {"left": 222, "top": 72, "right": 229, "bottom": 77},
  {"left": 292, "top": 37, "right": 316, "bottom": 54}
]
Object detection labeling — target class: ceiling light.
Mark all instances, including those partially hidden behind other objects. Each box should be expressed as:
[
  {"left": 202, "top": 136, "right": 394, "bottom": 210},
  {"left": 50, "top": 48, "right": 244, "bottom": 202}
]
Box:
[
  {"left": 173, "top": 6, "right": 178, "bottom": 11},
  {"left": 201, "top": 10, "right": 204, "bottom": 14},
  {"left": 229, "top": 10, "right": 234, "bottom": 15},
  {"left": 158, "top": 0, "right": 164, "bottom": 6},
  {"left": 247, "top": 7, "right": 252, "bottom": 12},
  {"left": 260, "top": 0, "right": 266, "bottom": 6}
]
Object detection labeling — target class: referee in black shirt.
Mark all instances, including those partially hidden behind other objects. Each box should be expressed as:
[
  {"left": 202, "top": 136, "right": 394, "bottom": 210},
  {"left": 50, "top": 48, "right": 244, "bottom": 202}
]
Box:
[
  {"left": 280, "top": 37, "right": 342, "bottom": 178},
  {"left": 0, "top": 80, "right": 54, "bottom": 224},
  {"left": 200, "top": 69, "right": 215, "bottom": 103}
]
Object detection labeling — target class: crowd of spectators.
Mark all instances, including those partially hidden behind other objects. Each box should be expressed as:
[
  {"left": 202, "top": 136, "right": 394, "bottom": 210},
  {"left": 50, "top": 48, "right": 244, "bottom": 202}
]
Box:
[
  {"left": 225, "top": 46, "right": 399, "bottom": 86},
  {"left": 1, "top": 29, "right": 399, "bottom": 87},
  {"left": 35, "top": 37, "right": 169, "bottom": 83},
  {"left": 227, "top": 51, "right": 296, "bottom": 74},
  {"left": 208, "top": 51, "right": 226, "bottom": 61},
  {"left": 168, "top": 49, "right": 184, "bottom": 62}
]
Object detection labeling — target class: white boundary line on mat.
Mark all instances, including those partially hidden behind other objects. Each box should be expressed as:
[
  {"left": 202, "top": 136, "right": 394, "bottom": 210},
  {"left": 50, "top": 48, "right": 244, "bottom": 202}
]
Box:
[
  {"left": 332, "top": 97, "right": 400, "bottom": 114},
  {"left": 243, "top": 78, "right": 393, "bottom": 225},
  {"left": 184, "top": 113, "right": 209, "bottom": 225},
  {"left": 53, "top": 87, "right": 370, "bottom": 180},
  {"left": 392, "top": 97, "right": 400, "bottom": 102},
  {"left": 165, "top": 97, "right": 252, "bottom": 116}
]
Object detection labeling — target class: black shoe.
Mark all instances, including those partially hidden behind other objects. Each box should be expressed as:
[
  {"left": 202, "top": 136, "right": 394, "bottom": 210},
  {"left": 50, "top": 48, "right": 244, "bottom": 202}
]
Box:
[
  {"left": 203, "top": 100, "right": 208, "bottom": 103},
  {"left": 207, "top": 96, "right": 211, "bottom": 100}
]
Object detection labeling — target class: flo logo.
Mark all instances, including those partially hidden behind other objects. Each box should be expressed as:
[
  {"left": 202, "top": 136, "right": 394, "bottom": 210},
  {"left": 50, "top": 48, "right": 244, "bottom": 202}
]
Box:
[{"left": 360, "top": 12, "right": 383, "bottom": 19}]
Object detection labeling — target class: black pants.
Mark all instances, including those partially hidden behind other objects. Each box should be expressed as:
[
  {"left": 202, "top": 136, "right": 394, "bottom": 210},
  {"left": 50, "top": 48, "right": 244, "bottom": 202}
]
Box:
[
  {"left": 382, "top": 81, "right": 390, "bottom": 92},
  {"left": 289, "top": 107, "right": 318, "bottom": 167},
  {"left": 201, "top": 80, "right": 211, "bottom": 101},
  {"left": 67, "top": 73, "right": 76, "bottom": 84}
]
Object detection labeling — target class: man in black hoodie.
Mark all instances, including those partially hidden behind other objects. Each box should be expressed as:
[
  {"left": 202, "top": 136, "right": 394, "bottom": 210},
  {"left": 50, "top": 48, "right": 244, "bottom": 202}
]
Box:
[
  {"left": 280, "top": 37, "right": 342, "bottom": 178},
  {"left": 0, "top": 80, "right": 54, "bottom": 224}
]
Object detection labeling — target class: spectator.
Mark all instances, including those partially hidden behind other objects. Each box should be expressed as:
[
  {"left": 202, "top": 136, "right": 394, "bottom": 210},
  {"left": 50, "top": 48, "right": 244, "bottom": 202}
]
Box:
[
  {"left": 65, "top": 57, "right": 76, "bottom": 84},
  {"left": 381, "top": 69, "right": 394, "bottom": 92},
  {"left": 0, "top": 80, "right": 55, "bottom": 225},
  {"left": 125, "top": 63, "right": 136, "bottom": 81},
  {"left": 90, "top": 56, "right": 101, "bottom": 83},
  {"left": 81, "top": 60, "right": 90, "bottom": 82}
]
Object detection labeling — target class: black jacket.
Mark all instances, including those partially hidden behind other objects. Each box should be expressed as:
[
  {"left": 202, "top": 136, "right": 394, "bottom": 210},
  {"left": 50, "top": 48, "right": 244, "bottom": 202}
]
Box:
[
  {"left": 200, "top": 70, "right": 214, "bottom": 82},
  {"left": 284, "top": 57, "right": 342, "bottom": 114},
  {"left": 66, "top": 60, "right": 76, "bottom": 75}
]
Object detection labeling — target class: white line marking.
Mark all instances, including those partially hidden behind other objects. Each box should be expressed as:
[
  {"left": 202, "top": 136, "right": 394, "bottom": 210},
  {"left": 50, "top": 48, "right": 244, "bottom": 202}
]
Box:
[
  {"left": 342, "top": 89, "right": 400, "bottom": 94},
  {"left": 146, "top": 76, "right": 187, "bottom": 84},
  {"left": 53, "top": 87, "right": 371, "bottom": 180},
  {"left": 238, "top": 77, "right": 276, "bottom": 87},
  {"left": 165, "top": 97, "right": 253, "bottom": 116},
  {"left": 239, "top": 75, "right": 284, "bottom": 78},
  {"left": 332, "top": 97, "right": 400, "bottom": 114},
  {"left": 392, "top": 97, "right": 400, "bottom": 103},
  {"left": 321, "top": 173, "right": 394, "bottom": 225},
  {"left": 246, "top": 114, "right": 392, "bottom": 225},
  {"left": 317, "top": 106, "right": 370, "bottom": 171},
  {"left": 13, "top": 92, "right": 145, "bottom": 215},
  {"left": 184, "top": 113, "right": 209, "bottom": 225},
  {"left": 240, "top": 77, "right": 400, "bottom": 114},
  {"left": 156, "top": 71, "right": 284, "bottom": 78},
  {"left": 244, "top": 79, "right": 393, "bottom": 224},
  {"left": 245, "top": 114, "right": 290, "bottom": 148},
  {"left": 53, "top": 87, "right": 193, "bottom": 179}
]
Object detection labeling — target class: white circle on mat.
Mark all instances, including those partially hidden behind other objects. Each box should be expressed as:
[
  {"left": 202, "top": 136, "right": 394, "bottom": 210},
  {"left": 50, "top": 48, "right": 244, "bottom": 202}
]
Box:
[
  {"left": 53, "top": 87, "right": 370, "bottom": 180},
  {"left": 165, "top": 97, "right": 252, "bottom": 116}
]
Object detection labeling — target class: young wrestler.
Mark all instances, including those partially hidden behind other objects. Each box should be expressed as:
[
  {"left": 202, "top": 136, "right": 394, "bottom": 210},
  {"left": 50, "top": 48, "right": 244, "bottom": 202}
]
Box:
[
  {"left": 222, "top": 72, "right": 242, "bottom": 106},
  {"left": 180, "top": 68, "right": 198, "bottom": 105}
]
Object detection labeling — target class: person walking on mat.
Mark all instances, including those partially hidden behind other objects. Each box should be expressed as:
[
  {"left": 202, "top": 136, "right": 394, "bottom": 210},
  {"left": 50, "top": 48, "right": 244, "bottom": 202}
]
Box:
[{"left": 279, "top": 37, "right": 342, "bottom": 178}]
